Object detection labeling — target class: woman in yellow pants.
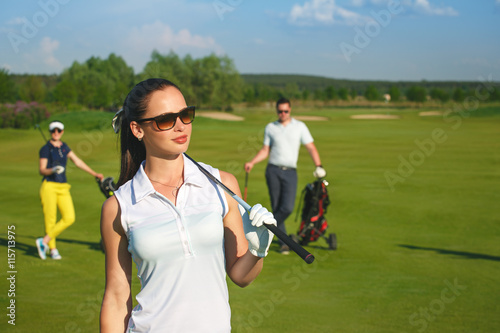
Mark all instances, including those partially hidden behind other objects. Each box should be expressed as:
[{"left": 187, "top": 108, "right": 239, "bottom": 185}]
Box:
[{"left": 36, "top": 120, "right": 103, "bottom": 260}]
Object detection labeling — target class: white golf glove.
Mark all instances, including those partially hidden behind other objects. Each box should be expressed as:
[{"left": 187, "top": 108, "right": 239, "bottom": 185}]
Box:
[
  {"left": 52, "top": 166, "right": 65, "bottom": 174},
  {"left": 239, "top": 203, "right": 277, "bottom": 258},
  {"left": 313, "top": 166, "right": 326, "bottom": 178}
]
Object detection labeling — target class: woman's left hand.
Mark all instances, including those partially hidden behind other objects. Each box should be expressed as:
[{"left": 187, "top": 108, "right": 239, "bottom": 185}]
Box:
[{"left": 240, "top": 204, "right": 277, "bottom": 257}]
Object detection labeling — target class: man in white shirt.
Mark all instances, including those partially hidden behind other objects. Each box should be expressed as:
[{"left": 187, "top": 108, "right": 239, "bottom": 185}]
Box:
[{"left": 244, "top": 98, "right": 326, "bottom": 254}]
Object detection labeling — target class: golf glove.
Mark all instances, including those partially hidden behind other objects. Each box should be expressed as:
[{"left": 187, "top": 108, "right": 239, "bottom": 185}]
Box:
[
  {"left": 313, "top": 166, "right": 326, "bottom": 178},
  {"left": 239, "top": 203, "right": 277, "bottom": 258},
  {"left": 52, "top": 166, "right": 65, "bottom": 174}
]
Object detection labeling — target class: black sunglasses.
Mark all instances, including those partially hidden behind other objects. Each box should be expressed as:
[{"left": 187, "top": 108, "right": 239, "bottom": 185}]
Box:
[
  {"left": 278, "top": 110, "right": 290, "bottom": 114},
  {"left": 50, "top": 128, "right": 63, "bottom": 133},
  {"left": 136, "top": 106, "right": 195, "bottom": 131}
]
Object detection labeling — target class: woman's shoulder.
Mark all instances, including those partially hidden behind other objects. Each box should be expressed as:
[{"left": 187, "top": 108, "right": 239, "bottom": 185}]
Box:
[
  {"left": 219, "top": 170, "right": 239, "bottom": 189},
  {"left": 101, "top": 195, "right": 120, "bottom": 216}
]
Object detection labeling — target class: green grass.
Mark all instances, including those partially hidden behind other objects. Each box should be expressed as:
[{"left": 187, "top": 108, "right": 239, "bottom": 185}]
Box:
[{"left": 0, "top": 106, "right": 499, "bottom": 332}]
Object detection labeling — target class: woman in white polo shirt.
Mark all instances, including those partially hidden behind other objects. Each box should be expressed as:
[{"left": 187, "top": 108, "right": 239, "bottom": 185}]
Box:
[{"left": 100, "top": 78, "right": 276, "bottom": 332}]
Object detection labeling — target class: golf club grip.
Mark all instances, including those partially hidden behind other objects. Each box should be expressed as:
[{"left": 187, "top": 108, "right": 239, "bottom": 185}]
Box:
[
  {"left": 232, "top": 196, "right": 314, "bottom": 264},
  {"left": 264, "top": 222, "right": 315, "bottom": 264}
]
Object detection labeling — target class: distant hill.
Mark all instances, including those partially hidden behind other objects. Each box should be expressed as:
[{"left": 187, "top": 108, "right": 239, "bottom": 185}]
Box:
[{"left": 241, "top": 73, "right": 486, "bottom": 93}]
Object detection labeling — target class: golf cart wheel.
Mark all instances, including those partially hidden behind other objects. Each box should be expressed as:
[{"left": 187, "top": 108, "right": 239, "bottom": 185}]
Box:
[{"left": 328, "top": 233, "right": 337, "bottom": 250}]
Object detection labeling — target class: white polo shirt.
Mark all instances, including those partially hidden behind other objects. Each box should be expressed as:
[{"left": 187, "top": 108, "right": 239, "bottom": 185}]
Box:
[
  {"left": 114, "top": 155, "right": 231, "bottom": 332},
  {"left": 263, "top": 118, "right": 314, "bottom": 169}
]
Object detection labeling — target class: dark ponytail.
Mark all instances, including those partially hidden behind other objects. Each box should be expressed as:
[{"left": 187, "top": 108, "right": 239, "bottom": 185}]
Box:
[{"left": 116, "top": 78, "right": 181, "bottom": 187}]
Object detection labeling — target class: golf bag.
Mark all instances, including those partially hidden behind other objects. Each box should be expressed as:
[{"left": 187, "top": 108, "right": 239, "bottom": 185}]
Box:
[{"left": 293, "top": 178, "right": 337, "bottom": 250}]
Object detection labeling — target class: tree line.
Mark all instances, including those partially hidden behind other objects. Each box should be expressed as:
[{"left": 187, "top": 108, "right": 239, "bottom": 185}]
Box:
[{"left": 1, "top": 51, "right": 499, "bottom": 128}]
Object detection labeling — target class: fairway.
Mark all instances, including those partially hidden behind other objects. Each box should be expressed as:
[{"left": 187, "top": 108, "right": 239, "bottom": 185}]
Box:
[{"left": 0, "top": 105, "right": 499, "bottom": 332}]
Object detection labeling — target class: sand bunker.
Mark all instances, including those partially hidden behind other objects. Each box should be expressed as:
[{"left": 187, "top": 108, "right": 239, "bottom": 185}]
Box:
[
  {"left": 197, "top": 112, "right": 244, "bottom": 121},
  {"left": 294, "top": 116, "right": 329, "bottom": 121},
  {"left": 419, "top": 111, "right": 444, "bottom": 116},
  {"left": 350, "top": 114, "right": 400, "bottom": 120}
]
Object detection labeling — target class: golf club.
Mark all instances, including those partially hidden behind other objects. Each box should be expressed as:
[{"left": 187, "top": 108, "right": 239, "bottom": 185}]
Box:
[
  {"left": 244, "top": 171, "right": 249, "bottom": 201},
  {"left": 184, "top": 153, "right": 315, "bottom": 264},
  {"left": 35, "top": 124, "right": 48, "bottom": 142}
]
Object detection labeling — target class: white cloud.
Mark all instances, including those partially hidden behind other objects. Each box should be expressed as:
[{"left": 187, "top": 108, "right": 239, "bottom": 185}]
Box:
[
  {"left": 20, "top": 37, "right": 63, "bottom": 73},
  {"left": 39, "top": 37, "right": 62, "bottom": 68},
  {"left": 127, "top": 21, "right": 223, "bottom": 54},
  {"left": 413, "top": 0, "right": 458, "bottom": 16},
  {"left": 118, "top": 21, "right": 224, "bottom": 72},
  {"left": 347, "top": 0, "right": 458, "bottom": 16},
  {"left": 253, "top": 38, "right": 265, "bottom": 45},
  {"left": 5, "top": 17, "right": 25, "bottom": 25},
  {"left": 289, "top": 0, "right": 371, "bottom": 26}
]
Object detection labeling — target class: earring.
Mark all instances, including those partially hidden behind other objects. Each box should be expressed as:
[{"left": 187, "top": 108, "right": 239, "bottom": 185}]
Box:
[{"left": 138, "top": 137, "right": 142, "bottom": 142}]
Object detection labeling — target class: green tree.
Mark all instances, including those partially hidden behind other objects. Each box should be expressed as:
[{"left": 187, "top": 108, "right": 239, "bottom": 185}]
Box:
[
  {"left": 364, "top": 85, "right": 380, "bottom": 101},
  {"left": 302, "top": 89, "right": 310, "bottom": 101},
  {"left": 142, "top": 50, "right": 194, "bottom": 102},
  {"left": 191, "top": 53, "right": 242, "bottom": 110},
  {"left": 388, "top": 86, "right": 401, "bottom": 101},
  {"left": 52, "top": 80, "right": 78, "bottom": 106},
  {"left": 430, "top": 88, "right": 450, "bottom": 103},
  {"left": 284, "top": 83, "right": 300, "bottom": 100},
  {"left": 452, "top": 88, "right": 465, "bottom": 102},
  {"left": 338, "top": 87, "right": 349, "bottom": 101},
  {"left": 406, "top": 86, "right": 427, "bottom": 103},
  {"left": 489, "top": 87, "right": 500, "bottom": 101},
  {"left": 18, "top": 75, "right": 46, "bottom": 102},
  {"left": 350, "top": 88, "right": 358, "bottom": 100},
  {"left": 324, "top": 85, "right": 336, "bottom": 101},
  {"left": 55, "top": 54, "right": 134, "bottom": 109},
  {"left": 0, "top": 69, "right": 15, "bottom": 103},
  {"left": 314, "top": 89, "right": 325, "bottom": 101}
]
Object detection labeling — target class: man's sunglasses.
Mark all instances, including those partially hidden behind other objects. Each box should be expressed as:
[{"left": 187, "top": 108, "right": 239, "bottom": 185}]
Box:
[
  {"left": 136, "top": 106, "right": 195, "bottom": 131},
  {"left": 50, "top": 128, "right": 63, "bottom": 133},
  {"left": 278, "top": 110, "right": 290, "bottom": 114}
]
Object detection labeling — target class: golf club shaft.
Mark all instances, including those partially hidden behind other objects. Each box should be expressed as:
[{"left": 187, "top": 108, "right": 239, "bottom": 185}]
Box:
[
  {"left": 35, "top": 124, "right": 48, "bottom": 141},
  {"left": 184, "top": 153, "right": 315, "bottom": 264},
  {"left": 244, "top": 171, "right": 248, "bottom": 201}
]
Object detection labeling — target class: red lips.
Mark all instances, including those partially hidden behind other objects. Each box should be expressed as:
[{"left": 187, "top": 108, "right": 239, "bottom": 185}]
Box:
[{"left": 173, "top": 135, "right": 188, "bottom": 144}]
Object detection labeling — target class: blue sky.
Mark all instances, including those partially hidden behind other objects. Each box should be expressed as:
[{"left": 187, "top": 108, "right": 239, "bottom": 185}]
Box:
[{"left": 1, "top": 0, "right": 499, "bottom": 81}]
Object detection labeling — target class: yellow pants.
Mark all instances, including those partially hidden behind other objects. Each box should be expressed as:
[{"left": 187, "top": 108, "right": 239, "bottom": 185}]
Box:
[{"left": 39, "top": 180, "right": 75, "bottom": 250}]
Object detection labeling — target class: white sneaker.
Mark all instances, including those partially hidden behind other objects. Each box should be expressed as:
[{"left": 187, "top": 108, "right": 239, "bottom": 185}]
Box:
[
  {"left": 36, "top": 238, "right": 47, "bottom": 260},
  {"left": 51, "top": 249, "right": 62, "bottom": 260}
]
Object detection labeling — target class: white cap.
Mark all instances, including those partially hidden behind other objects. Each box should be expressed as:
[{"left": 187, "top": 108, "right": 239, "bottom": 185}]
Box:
[{"left": 49, "top": 121, "right": 64, "bottom": 131}]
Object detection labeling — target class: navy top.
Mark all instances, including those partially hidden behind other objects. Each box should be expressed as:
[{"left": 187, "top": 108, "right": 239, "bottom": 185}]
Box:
[{"left": 39, "top": 141, "right": 71, "bottom": 183}]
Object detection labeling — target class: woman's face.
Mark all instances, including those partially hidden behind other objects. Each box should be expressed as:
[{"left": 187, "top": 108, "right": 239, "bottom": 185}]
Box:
[
  {"left": 137, "top": 86, "right": 192, "bottom": 157},
  {"left": 50, "top": 128, "right": 64, "bottom": 141}
]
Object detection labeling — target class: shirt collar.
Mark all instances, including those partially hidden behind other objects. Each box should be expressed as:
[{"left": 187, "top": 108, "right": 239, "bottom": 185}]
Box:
[
  {"left": 274, "top": 117, "right": 296, "bottom": 127},
  {"left": 132, "top": 154, "right": 205, "bottom": 203}
]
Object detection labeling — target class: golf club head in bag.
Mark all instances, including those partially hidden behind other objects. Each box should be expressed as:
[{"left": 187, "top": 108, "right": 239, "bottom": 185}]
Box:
[{"left": 96, "top": 177, "right": 117, "bottom": 199}]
